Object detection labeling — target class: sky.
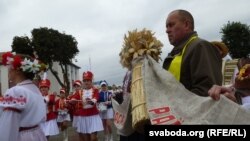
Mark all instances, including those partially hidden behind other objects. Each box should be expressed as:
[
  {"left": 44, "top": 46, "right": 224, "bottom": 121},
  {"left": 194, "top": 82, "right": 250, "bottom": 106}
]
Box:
[{"left": 1, "top": 0, "right": 250, "bottom": 85}]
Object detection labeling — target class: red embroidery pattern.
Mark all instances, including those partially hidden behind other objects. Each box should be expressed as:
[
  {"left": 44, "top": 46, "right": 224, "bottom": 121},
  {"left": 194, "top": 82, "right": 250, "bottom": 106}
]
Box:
[{"left": 1, "top": 95, "right": 26, "bottom": 105}]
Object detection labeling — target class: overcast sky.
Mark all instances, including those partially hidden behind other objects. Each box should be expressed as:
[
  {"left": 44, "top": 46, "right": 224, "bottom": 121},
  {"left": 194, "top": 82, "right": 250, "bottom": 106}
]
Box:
[{"left": 1, "top": 0, "right": 249, "bottom": 85}]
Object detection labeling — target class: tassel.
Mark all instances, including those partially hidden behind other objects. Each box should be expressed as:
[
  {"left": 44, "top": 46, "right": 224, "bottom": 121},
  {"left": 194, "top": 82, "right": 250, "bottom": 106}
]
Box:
[{"left": 43, "top": 72, "right": 47, "bottom": 80}]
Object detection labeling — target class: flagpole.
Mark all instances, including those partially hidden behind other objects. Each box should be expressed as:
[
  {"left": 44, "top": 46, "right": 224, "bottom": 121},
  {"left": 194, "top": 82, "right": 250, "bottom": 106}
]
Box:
[{"left": 89, "top": 56, "right": 91, "bottom": 71}]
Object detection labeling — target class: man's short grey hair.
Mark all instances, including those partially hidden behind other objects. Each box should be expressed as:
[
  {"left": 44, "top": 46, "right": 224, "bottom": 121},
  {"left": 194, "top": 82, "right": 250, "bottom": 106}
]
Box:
[{"left": 176, "top": 9, "right": 194, "bottom": 30}]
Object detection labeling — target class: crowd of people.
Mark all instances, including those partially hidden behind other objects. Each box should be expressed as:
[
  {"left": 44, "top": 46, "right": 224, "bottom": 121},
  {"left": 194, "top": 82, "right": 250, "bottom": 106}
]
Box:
[
  {"left": 0, "top": 51, "right": 120, "bottom": 141},
  {"left": 37, "top": 72, "right": 120, "bottom": 141},
  {"left": 0, "top": 9, "right": 249, "bottom": 141}
]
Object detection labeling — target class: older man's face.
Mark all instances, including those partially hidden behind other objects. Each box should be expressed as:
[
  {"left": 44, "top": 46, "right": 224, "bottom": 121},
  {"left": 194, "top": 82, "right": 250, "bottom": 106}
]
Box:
[{"left": 166, "top": 11, "right": 187, "bottom": 46}]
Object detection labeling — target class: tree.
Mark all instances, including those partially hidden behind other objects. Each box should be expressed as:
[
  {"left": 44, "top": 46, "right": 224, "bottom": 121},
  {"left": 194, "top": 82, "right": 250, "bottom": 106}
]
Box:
[
  {"left": 12, "top": 36, "right": 33, "bottom": 57},
  {"left": 11, "top": 27, "right": 79, "bottom": 94},
  {"left": 221, "top": 21, "right": 250, "bottom": 58}
]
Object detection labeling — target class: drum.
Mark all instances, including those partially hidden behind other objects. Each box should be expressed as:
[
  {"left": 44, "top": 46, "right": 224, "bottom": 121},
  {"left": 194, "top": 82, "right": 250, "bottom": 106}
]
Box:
[
  {"left": 98, "top": 102, "right": 107, "bottom": 112},
  {"left": 58, "top": 110, "right": 68, "bottom": 116}
]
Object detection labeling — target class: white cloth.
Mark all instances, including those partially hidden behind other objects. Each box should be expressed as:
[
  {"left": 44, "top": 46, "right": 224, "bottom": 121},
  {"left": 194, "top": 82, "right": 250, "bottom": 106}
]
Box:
[
  {"left": 98, "top": 102, "right": 108, "bottom": 112},
  {"left": 39, "top": 119, "right": 59, "bottom": 136},
  {"left": 19, "top": 126, "right": 47, "bottom": 141},
  {"left": 82, "top": 89, "right": 95, "bottom": 109},
  {"left": 0, "top": 107, "right": 2, "bottom": 116},
  {"left": 76, "top": 114, "right": 103, "bottom": 133},
  {"left": 144, "top": 55, "right": 250, "bottom": 125},
  {"left": 242, "top": 103, "right": 250, "bottom": 112},
  {"left": 0, "top": 80, "right": 47, "bottom": 141},
  {"left": 72, "top": 116, "right": 79, "bottom": 128},
  {"left": 99, "top": 108, "right": 114, "bottom": 119},
  {"left": 242, "top": 96, "right": 250, "bottom": 112},
  {"left": 242, "top": 96, "right": 250, "bottom": 105}
]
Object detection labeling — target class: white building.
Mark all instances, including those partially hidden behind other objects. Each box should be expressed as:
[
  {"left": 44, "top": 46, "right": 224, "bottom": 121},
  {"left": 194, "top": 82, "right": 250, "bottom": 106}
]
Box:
[
  {"left": 46, "top": 62, "right": 81, "bottom": 94},
  {"left": 0, "top": 66, "right": 8, "bottom": 95}
]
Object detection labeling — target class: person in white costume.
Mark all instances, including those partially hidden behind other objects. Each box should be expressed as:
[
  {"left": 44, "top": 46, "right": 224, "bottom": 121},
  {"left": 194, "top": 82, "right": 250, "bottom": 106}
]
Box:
[{"left": 0, "top": 52, "right": 47, "bottom": 141}]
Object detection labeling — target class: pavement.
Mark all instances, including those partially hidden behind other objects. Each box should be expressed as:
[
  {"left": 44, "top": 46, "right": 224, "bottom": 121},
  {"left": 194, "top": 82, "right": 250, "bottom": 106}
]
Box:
[{"left": 49, "top": 122, "right": 119, "bottom": 141}]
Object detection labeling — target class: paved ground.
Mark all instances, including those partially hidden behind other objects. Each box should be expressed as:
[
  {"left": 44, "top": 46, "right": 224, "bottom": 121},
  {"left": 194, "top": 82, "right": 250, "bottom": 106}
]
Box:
[{"left": 49, "top": 122, "right": 119, "bottom": 141}]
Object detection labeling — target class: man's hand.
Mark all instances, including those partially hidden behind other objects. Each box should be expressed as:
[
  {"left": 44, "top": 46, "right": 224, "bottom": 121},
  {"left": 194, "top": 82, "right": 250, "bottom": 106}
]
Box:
[{"left": 208, "top": 85, "right": 236, "bottom": 102}]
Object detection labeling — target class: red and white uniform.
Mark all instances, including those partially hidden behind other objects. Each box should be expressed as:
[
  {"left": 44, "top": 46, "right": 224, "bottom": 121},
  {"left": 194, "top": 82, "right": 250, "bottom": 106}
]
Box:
[
  {"left": 72, "top": 87, "right": 103, "bottom": 133},
  {"left": 40, "top": 93, "right": 59, "bottom": 136},
  {"left": 55, "top": 97, "right": 70, "bottom": 122},
  {"left": 0, "top": 80, "right": 47, "bottom": 141},
  {"left": 68, "top": 89, "right": 83, "bottom": 128},
  {"left": 66, "top": 93, "right": 75, "bottom": 118}
]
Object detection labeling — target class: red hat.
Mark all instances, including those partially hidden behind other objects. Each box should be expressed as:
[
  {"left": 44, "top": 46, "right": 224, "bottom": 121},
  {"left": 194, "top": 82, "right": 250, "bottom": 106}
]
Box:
[
  {"left": 60, "top": 88, "right": 66, "bottom": 94},
  {"left": 82, "top": 71, "right": 93, "bottom": 80},
  {"left": 73, "top": 80, "right": 82, "bottom": 87},
  {"left": 39, "top": 79, "right": 51, "bottom": 88}
]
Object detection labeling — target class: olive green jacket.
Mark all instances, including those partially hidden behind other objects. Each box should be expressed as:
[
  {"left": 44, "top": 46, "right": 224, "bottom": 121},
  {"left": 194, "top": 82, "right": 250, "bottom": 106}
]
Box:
[{"left": 163, "top": 32, "right": 222, "bottom": 96}]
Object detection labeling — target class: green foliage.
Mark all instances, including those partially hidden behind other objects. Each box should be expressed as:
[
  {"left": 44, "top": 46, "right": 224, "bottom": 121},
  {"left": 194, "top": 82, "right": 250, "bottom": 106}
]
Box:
[
  {"left": 11, "top": 27, "right": 79, "bottom": 93},
  {"left": 31, "top": 27, "right": 79, "bottom": 64},
  {"left": 221, "top": 21, "right": 250, "bottom": 58},
  {"left": 108, "top": 85, "right": 112, "bottom": 90},
  {"left": 11, "top": 36, "right": 33, "bottom": 57}
]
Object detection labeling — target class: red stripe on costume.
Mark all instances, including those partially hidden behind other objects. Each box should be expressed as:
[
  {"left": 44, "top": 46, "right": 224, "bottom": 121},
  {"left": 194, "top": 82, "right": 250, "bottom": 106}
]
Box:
[
  {"left": 45, "top": 94, "right": 58, "bottom": 121},
  {"left": 77, "top": 107, "right": 99, "bottom": 116},
  {"left": 69, "top": 90, "right": 83, "bottom": 116},
  {"left": 4, "top": 107, "right": 22, "bottom": 113},
  {"left": 47, "top": 94, "right": 57, "bottom": 113},
  {"left": 46, "top": 112, "right": 57, "bottom": 121}
]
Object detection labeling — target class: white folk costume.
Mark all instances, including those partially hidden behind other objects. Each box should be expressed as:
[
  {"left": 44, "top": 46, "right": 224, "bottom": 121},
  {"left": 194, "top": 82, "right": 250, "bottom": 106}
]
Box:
[
  {"left": 0, "top": 80, "right": 47, "bottom": 141},
  {"left": 39, "top": 79, "right": 59, "bottom": 136}
]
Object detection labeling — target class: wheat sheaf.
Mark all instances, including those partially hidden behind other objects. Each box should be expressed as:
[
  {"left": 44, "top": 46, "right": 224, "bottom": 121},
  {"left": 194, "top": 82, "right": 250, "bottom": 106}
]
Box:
[{"left": 119, "top": 28, "right": 163, "bottom": 68}]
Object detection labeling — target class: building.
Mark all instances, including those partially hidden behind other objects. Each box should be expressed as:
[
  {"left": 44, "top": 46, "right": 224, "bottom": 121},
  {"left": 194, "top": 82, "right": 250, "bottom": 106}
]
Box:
[
  {"left": 0, "top": 66, "right": 8, "bottom": 96},
  {"left": 45, "top": 62, "right": 81, "bottom": 94}
]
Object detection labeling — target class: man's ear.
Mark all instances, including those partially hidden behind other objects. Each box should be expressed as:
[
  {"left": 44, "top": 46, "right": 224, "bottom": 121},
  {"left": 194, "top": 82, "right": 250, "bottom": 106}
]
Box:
[{"left": 183, "top": 20, "right": 191, "bottom": 30}]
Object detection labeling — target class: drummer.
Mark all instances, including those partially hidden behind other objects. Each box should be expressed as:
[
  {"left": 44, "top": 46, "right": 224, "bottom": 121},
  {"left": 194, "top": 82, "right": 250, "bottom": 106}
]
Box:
[{"left": 71, "top": 71, "right": 103, "bottom": 141}]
